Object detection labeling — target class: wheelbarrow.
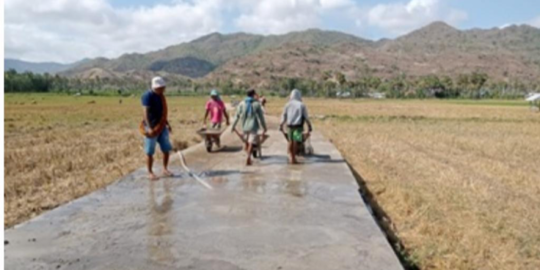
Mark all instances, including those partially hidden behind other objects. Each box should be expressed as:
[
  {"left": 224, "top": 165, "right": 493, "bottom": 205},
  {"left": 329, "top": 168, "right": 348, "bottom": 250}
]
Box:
[
  {"left": 233, "top": 130, "right": 270, "bottom": 158},
  {"left": 281, "top": 129, "right": 314, "bottom": 156},
  {"left": 197, "top": 128, "right": 225, "bottom": 152}
]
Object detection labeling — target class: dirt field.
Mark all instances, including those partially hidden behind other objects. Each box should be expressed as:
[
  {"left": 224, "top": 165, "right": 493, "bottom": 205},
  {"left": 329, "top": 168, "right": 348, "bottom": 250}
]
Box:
[
  {"left": 4, "top": 94, "right": 207, "bottom": 227},
  {"left": 5, "top": 94, "right": 540, "bottom": 269},
  {"left": 271, "top": 99, "right": 539, "bottom": 270}
]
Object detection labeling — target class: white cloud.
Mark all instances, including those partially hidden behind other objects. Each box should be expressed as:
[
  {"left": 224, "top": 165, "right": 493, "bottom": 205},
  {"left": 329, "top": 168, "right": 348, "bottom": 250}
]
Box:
[
  {"left": 320, "top": 0, "right": 353, "bottom": 9},
  {"left": 529, "top": 16, "right": 540, "bottom": 28},
  {"left": 5, "top": 0, "right": 223, "bottom": 63},
  {"left": 234, "top": 0, "right": 352, "bottom": 35},
  {"left": 4, "top": 0, "right": 471, "bottom": 63},
  {"left": 363, "top": 0, "right": 467, "bottom": 36}
]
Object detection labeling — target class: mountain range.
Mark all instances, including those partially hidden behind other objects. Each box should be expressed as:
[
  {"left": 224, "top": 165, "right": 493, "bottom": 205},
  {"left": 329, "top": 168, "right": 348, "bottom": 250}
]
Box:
[
  {"left": 4, "top": 58, "right": 89, "bottom": 74},
  {"left": 8, "top": 22, "right": 540, "bottom": 84}
]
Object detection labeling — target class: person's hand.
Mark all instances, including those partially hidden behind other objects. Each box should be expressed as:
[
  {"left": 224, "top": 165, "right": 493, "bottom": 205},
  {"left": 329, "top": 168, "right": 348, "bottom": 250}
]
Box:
[
  {"left": 167, "top": 125, "right": 172, "bottom": 133},
  {"left": 262, "top": 129, "right": 267, "bottom": 136}
]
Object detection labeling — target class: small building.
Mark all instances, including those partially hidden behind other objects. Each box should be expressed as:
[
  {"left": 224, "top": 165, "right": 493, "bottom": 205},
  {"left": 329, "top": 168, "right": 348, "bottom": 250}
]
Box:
[
  {"left": 336, "top": 91, "right": 351, "bottom": 98},
  {"left": 368, "top": 92, "right": 386, "bottom": 99},
  {"left": 526, "top": 93, "right": 540, "bottom": 111}
]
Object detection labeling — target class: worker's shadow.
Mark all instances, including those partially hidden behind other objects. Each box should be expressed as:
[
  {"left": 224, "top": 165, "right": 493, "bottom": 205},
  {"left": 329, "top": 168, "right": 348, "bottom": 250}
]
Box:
[
  {"left": 216, "top": 145, "right": 243, "bottom": 153},
  {"left": 259, "top": 154, "right": 345, "bottom": 165},
  {"left": 199, "top": 170, "right": 252, "bottom": 178},
  {"left": 303, "top": 154, "right": 345, "bottom": 164},
  {"left": 258, "top": 155, "right": 289, "bottom": 166}
]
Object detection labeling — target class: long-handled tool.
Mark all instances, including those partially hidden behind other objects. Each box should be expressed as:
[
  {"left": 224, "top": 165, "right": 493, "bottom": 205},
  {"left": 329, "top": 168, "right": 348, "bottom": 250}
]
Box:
[
  {"left": 233, "top": 129, "right": 247, "bottom": 144},
  {"left": 233, "top": 129, "right": 269, "bottom": 158},
  {"left": 280, "top": 129, "right": 314, "bottom": 156},
  {"left": 175, "top": 151, "right": 213, "bottom": 190},
  {"left": 281, "top": 130, "right": 289, "bottom": 141}
]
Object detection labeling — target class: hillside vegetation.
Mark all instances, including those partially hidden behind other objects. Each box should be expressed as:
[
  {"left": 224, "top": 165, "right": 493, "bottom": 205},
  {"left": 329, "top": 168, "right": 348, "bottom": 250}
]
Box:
[{"left": 62, "top": 22, "right": 540, "bottom": 85}]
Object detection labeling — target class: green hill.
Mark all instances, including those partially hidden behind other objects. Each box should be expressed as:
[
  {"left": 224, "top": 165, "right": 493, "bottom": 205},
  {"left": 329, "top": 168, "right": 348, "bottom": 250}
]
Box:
[{"left": 62, "top": 23, "right": 540, "bottom": 83}]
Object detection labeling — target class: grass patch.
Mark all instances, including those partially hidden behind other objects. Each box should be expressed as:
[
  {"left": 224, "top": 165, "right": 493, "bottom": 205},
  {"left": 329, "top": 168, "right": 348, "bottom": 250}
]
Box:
[
  {"left": 277, "top": 98, "right": 540, "bottom": 270},
  {"left": 4, "top": 93, "right": 210, "bottom": 227}
]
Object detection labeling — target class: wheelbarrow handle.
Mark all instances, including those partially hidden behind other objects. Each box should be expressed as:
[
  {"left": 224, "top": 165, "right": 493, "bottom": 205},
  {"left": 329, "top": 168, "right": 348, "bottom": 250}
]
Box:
[
  {"left": 280, "top": 130, "right": 289, "bottom": 142},
  {"left": 233, "top": 129, "right": 247, "bottom": 144}
]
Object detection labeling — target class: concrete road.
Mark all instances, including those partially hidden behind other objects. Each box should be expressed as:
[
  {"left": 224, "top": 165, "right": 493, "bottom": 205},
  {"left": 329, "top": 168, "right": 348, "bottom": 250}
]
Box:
[{"left": 5, "top": 119, "right": 403, "bottom": 270}]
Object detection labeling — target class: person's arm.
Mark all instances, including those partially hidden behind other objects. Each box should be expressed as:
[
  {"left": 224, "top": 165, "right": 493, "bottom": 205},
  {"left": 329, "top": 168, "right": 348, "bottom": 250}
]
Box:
[
  {"left": 221, "top": 100, "right": 230, "bottom": 125},
  {"left": 203, "top": 110, "right": 209, "bottom": 127},
  {"left": 143, "top": 107, "right": 150, "bottom": 127},
  {"left": 302, "top": 105, "right": 313, "bottom": 132},
  {"left": 203, "top": 101, "right": 210, "bottom": 127},
  {"left": 231, "top": 103, "right": 242, "bottom": 132},
  {"left": 257, "top": 104, "right": 267, "bottom": 134},
  {"left": 224, "top": 110, "right": 230, "bottom": 125},
  {"left": 141, "top": 93, "right": 152, "bottom": 136},
  {"left": 279, "top": 104, "right": 287, "bottom": 132}
]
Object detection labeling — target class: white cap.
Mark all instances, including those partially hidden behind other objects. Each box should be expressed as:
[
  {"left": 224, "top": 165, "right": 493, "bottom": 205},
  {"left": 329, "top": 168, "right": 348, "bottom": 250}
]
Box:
[{"left": 151, "top": 76, "right": 166, "bottom": 89}]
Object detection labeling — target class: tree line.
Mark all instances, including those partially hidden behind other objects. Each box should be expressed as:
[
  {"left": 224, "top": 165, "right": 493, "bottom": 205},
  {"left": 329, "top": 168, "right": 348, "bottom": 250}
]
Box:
[
  {"left": 4, "top": 69, "right": 538, "bottom": 99},
  {"left": 260, "top": 72, "right": 538, "bottom": 99}
]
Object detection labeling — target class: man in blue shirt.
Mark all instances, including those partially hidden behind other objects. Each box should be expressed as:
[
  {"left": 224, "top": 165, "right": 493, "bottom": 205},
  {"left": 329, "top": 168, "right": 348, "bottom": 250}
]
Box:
[{"left": 141, "top": 77, "right": 173, "bottom": 180}]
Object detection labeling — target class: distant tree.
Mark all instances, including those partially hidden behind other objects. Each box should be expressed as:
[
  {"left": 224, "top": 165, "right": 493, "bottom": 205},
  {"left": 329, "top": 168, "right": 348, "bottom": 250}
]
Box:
[
  {"left": 417, "top": 75, "right": 443, "bottom": 98},
  {"left": 469, "top": 72, "right": 488, "bottom": 98},
  {"left": 222, "top": 79, "right": 234, "bottom": 95},
  {"left": 366, "top": 76, "right": 381, "bottom": 92},
  {"left": 321, "top": 70, "right": 332, "bottom": 81},
  {"left": 387, "top": 77, "right": 406, "bottom": 98},
  {"left": 335, "top": 72, "right": 346, "bottom": 87},
  {"left": 324, "top": 81, "right": 336, "bottom": 97}
]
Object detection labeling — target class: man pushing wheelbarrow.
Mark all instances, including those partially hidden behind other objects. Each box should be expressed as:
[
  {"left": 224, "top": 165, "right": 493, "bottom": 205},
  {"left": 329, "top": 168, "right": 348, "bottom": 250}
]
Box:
[
  {"left": 280, "top": 89, "right": 313, "bottom": 164},
  {"left": 232, "top": 89, "right": 267, "bottom": 166},
  {"left": 199, "top": 89, "right": 229, "bottom": 152}
]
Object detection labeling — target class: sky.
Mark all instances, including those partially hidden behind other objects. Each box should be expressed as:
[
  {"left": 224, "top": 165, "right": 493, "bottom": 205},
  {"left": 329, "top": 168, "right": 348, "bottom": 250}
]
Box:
[{"left": 5, "top": 0, "right": 540, "bottom": 63}]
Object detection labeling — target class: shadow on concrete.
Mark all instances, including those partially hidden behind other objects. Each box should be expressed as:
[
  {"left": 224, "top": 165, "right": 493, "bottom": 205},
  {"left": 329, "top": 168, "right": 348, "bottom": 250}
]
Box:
[
  {"left": 304, "top": 154, "right": 345, "bottom": 164},
  {"left": 217, "top": 145, "right": 243, "bottom": 153},
  {"left": 259, "top": 155, "right": 289, "bottom": 164},
  {"left": 346, "top": 162, "right": 420, "bottom": 270},
  {"left": 199, "top": 170, "right": 251, "bottom": 178},
  {"left": 257, "top": 154, "right": 345, "bottom": 165}
]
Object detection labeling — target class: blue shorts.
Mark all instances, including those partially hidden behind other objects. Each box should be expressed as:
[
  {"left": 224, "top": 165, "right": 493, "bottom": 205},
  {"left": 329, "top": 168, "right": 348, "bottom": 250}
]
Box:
[{"left": 144, "top": 128, "right": 173, "bottom": 156}]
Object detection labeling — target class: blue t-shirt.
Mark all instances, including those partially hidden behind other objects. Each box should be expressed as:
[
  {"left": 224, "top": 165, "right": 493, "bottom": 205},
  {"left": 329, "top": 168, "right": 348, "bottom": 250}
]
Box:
[{"left": 141, "top": 90, "right": 163, "bottom": 128}]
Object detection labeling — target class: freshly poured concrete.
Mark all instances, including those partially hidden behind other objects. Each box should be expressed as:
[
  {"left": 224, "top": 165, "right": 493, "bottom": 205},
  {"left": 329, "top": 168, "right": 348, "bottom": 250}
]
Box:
[{"left": 5, "top": 120, "right": 403, "bottom": 270}]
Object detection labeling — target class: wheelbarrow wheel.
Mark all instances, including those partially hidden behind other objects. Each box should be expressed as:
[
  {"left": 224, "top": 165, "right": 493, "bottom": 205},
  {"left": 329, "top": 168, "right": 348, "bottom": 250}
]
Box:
[
  {"left": 306, "top": 145, "right": 314, "bottom": 155},
  {"left": 297, "top": 143, "right": 305, "bottom": 156},
  {"left": 205, "top": 139, "right": 213, "bottom": 153}
]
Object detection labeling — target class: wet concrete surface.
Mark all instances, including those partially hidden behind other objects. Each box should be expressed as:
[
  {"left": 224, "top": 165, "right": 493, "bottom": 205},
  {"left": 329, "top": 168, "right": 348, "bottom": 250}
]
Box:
[{"left": 5, "top": 118, "right": 403, "bottom": 270}]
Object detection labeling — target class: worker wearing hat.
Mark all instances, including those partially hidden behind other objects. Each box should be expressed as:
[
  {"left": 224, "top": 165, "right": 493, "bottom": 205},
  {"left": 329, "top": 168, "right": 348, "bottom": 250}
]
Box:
[
  {"left": 140, "top": 76, "right": 173, "bottom": 181},
  {"left": 203, "top": 89, "right": 230, "bottom": 147}
]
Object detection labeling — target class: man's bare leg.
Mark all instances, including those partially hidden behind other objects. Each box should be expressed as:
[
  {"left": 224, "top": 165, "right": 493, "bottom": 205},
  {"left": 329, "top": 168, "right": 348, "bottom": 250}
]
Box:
[
  {"left": 287, "top": 141, "right": 294, "bottom": 163},
  {"left": 147, "top": 155, "right": 159, "bottom": 180},
  {"left": 162, "top": 152, "right": 173, "bottom": 177},
  {"left": 290, "top": 141, "right": 298, "bottom": 164},
  {"left": 246, "top": 143, "right": 253, "bottom": 166}
]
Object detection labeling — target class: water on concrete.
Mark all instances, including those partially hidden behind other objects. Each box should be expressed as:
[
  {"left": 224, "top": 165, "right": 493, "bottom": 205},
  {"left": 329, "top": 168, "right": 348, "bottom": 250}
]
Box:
[{"left": 5, "top": 118, "right": 403, "bottom": 270}]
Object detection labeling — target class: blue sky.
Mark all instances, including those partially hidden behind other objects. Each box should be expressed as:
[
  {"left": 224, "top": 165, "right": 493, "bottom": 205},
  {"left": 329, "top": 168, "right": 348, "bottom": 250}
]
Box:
[
  {"left": 5, "top": 0, "right": 540, "bottom": 62},
  {"left": 109, "top": 0, "right": 540, "bottom": 33}
]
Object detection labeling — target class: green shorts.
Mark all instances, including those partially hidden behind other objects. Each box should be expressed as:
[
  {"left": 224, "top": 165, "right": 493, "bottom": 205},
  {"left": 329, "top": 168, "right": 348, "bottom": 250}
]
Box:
[{"left": 288, "top": 126, "right": 304, "bottom": 142}]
